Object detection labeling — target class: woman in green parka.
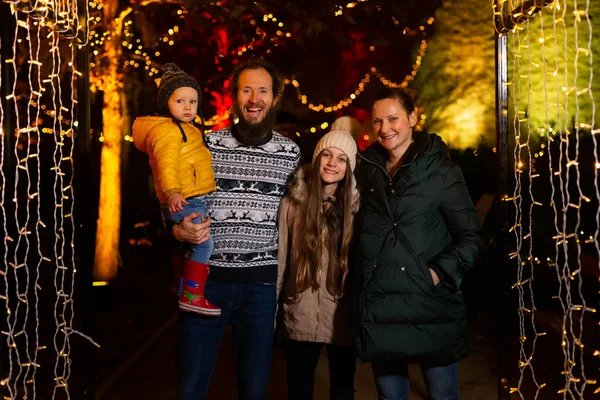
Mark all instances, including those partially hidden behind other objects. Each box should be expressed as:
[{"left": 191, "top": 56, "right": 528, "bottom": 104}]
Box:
[{"left": 353, "top": 88, "right": 483, "bottom": 400}]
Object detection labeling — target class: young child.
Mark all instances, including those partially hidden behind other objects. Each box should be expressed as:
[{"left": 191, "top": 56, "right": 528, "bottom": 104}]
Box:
[
  {"left": 132, "top": 63, "right": 220, "bottom": 316},
  {"left": 277, "top": 116, "right": 360, "bottom": 400}
]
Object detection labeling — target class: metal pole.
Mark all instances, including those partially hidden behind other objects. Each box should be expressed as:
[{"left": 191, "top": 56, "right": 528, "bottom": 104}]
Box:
[
  {"left": 496, "top": 34, "right": 509, "bottom": 205},
  {"left": 495, "top": 32, "right": 509, "bottom": 400}
]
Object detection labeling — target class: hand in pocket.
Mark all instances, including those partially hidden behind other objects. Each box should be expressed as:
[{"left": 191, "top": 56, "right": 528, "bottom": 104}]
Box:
[{"left": 429, "top": 268, "right": 440, "bottom": 286}]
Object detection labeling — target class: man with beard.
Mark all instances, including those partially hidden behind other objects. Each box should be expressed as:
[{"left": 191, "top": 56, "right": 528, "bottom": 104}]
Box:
[{"left": 172, "top": 58, "right": 301, "bottom": 400}]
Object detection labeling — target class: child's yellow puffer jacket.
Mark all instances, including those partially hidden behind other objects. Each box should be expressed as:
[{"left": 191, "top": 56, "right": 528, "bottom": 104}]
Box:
[{"left": 132, "top": 116, "right": 216, "bottom": 204}]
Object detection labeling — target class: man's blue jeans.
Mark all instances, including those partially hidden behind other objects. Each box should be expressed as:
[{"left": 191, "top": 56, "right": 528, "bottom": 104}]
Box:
[
  {"left": 371, "top": 361, "right": 459, "bottom": 400},
  {"left": 175, "top": 280, "right": 277, "bottom": 400}
]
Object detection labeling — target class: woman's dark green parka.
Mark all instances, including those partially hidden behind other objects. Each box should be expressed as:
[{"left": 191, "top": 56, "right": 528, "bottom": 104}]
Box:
[{"left": 353, "top": 131, "right": 483, "bottom": 366}]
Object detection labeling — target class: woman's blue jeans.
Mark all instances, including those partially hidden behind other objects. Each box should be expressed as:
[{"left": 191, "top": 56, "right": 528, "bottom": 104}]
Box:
[{"left": 371, "top": 361, "right": 459, "bottom": 400}]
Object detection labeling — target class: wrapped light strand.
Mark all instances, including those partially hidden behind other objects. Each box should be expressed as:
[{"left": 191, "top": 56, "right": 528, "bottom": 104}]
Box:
[
  {"left": 4, "top": 0, "right": 89, "bottom": 44},
  {"left": 88, "top": 3, "right": 293, "bottom": 85}
]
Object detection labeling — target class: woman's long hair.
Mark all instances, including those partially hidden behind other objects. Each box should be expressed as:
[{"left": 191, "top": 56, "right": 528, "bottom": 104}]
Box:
[{"left": 290, "top": 153, "right": 355, "bottom": 298}]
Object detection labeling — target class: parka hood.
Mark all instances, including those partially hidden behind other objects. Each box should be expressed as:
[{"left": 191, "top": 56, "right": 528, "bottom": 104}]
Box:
[
  {"left": 361, "top": 131, "right": 448, "bottom": 167},
  {"left": 132, "top": 116, "right": 173, "bottom": 153},
  {"left": 359, "top": 131, "right": 449, "bottom": 184}
]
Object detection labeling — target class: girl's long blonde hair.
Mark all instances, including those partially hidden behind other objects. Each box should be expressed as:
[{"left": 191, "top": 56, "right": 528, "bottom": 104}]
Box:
[{"left": 290, "top": 154, "right": 355, "bottom": 298}]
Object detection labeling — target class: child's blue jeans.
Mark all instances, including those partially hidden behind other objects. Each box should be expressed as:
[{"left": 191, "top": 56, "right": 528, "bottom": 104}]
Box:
[{"left": 161, "top": 195, "right": 213, "bottom": 264}]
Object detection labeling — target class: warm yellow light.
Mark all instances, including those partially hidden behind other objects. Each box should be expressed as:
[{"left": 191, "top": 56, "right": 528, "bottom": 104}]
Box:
[
  {"left": 93, "top": 7, "right": 134, "bottom": 282},
  {"left": 93, "top": 281, "right": 109, "bottom": 287}
]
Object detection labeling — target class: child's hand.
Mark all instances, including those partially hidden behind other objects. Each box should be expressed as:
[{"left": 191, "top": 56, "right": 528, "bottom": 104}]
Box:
[{"left": 168, "top": 193, "right": 188, "bottom": 213}]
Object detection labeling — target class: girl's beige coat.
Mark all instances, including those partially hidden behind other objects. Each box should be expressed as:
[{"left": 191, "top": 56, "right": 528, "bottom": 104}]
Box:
[{"left": 276, "top": 168, "right": 359, "bottom": 345}]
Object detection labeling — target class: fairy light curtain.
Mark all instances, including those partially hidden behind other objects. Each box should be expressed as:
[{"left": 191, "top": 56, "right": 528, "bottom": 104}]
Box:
[
  {"left": 495, "top": 0, "right": 600, "bottom": 398},
  {"left": 0, "top": 0, "right": 95, "bottom": 398}
]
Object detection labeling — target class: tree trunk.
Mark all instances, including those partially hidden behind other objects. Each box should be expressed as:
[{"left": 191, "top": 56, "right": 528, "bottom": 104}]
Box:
[{"left": 93, "top": 6, "right": 130, "bottom": 280}]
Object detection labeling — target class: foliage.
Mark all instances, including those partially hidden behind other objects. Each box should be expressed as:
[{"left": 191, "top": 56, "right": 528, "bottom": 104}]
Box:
[
  {"left": 508, "top": 1, "right": 600, "bottom": 141},
  {"left": 411, "top": 0, "right": 496, "bottom": 149},
  {"left": 87, "top": 0, "right": 443, "bottom": 113}
]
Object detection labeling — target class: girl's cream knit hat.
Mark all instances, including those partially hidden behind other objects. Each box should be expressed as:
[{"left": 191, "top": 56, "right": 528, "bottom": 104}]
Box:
[{"left": 312, "top": 116, "right": 359, "bottom": 171}]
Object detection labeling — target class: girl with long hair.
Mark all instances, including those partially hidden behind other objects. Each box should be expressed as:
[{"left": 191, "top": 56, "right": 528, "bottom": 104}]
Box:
[{"left": 277, "top": 117, "right": 360, "bottom": 400}]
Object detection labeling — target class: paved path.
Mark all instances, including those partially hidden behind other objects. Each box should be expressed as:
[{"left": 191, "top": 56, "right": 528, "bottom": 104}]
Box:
[{"left": 106, "top": 313, "right": 497, "bottom": 399}]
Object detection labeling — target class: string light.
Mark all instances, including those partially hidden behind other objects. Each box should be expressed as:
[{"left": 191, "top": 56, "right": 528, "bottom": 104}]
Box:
[
  {"left": 371, "top": 38, "right": 427, "bottom": 88},
  {"left": 252, "top": 16, "right": 433, "bottom": 134},
  {"left": 220, "top": 39, "right": 431, "bottom": 132},
  {"left": 334, "top": 0, "right": 371, "bottom": 16},
  {"left": 287, "top": 73, "right": 370, "bottom": 113},
  {"left": 285, "top": 20, "right": 432, "bottom": 114},
  {"left": 0, "top": 2, "right": 96, "bottom": 399},
  {"left": 4, "top": 0, "right": 90, "bottom": 45},
  {"left": 497, "top": 0, "right": 598, "bottom": 396},
  {"left": 88, "top": 3, "right": 294, "bottom": 86},
  {"left": 1, "top": 6, "right": 14, "bottom": 399},
  {"left": 87, "top": 2, "right": 295, "bottom": 130},
  {"left": 85, "top": 4, "right": 433, "bottom": 138},
  {"left": 86, "top": 0, "right": 432, "bottom": 137}
]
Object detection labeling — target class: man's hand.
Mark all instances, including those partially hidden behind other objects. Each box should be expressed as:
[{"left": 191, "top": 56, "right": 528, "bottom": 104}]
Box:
[
  {"left": 172, "top": 212, "right": 211, "bottom": 244},
  {"left": 168, "top": 193, "right": 188, "bottom": 213},
  {"left": 429, "top": 268, "right": 440, "bottom": 286}
]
